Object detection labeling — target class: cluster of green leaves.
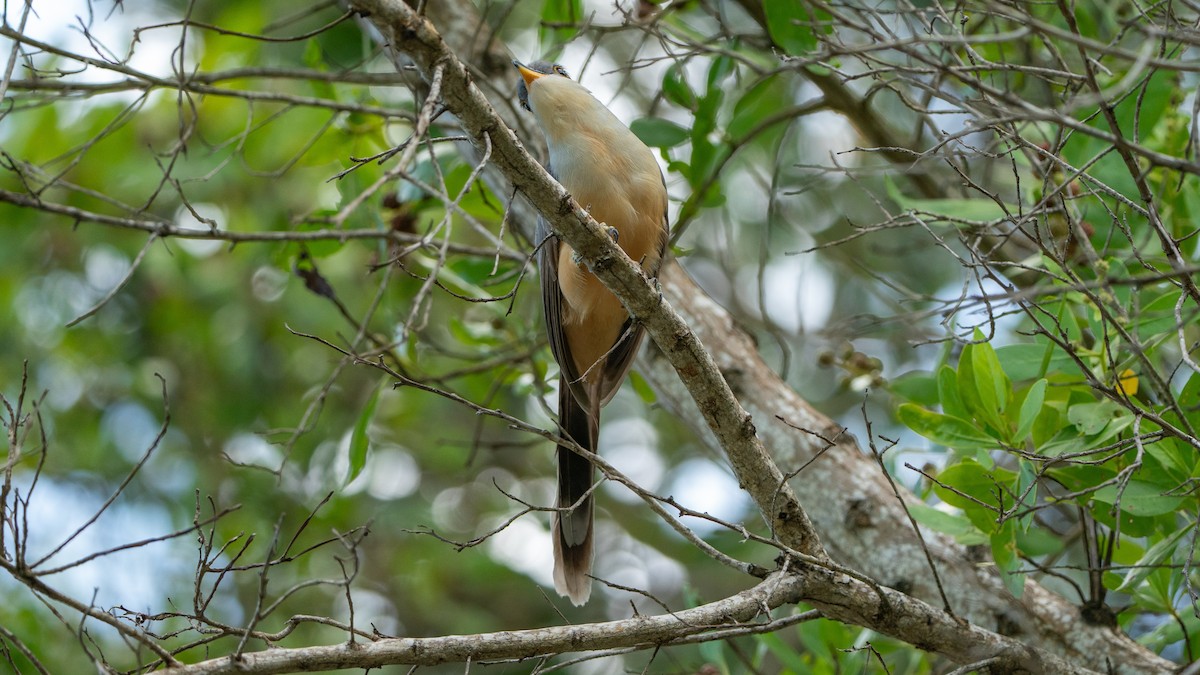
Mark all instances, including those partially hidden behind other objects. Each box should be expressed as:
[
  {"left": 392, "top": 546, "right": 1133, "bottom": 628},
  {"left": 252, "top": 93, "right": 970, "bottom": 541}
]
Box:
[
  {"left": 884, "top": 4, "right": 1200, "bottom": 649},
  {"left": 893, "top": 306, "right": 1199, "bottom": 627},
  {"left": 626, "top": 4, "right": 834, "bottom": 229},
  {"left": 805, "top": 0, "right": 1200, "bottom": 661},
  {"left": 895, "top": 324, "right": 1181, "bottom": 580},
  {"left": 630, "top": 55, "right": 737, "bottom": 212}
]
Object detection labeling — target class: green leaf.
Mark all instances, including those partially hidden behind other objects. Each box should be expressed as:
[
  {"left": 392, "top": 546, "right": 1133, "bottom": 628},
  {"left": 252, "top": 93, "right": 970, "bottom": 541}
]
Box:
[
  {"left": 763, "top": 1, "right": 814, "bottom": 55},
  {"left": 1016, "top": 526, "right": 1065, "bottom": 557},
  {"left": 1031, "top": 401, "right": 1064, "bottom": 449},
  {"left": 705, "top": 54, "right": 736, "bottom": 89},
  {"left": 906, "top": 502, "right": 987, "bottom": 545},
  {"left": 897, "top": 404, "right": 997, "bottom": 451},
  {"left": 886, "top": 176, "right": 1015, "bottom": 223},
  {"left": 693, "top": 86, "right": 724, "bottom": 139},
  {"left": 1116, "top": 526, "right": 1189, "bottom": 593},
  {"left": 794, "top": 615, "right": 837, "bottom": 664},
  {"left": 1134, "top": 69, "right": 1180, "bottom": 142},
  {"left": 1143, "top": 564, "right": 1176, "bottom": 612},
  {"left": 1137, "top": 603, "right": 1200, "bottom": 650},
  {"left": 448, "top": 257, "right": 516, "bottom": 288},
  {"left": 1135, "top": 288, "right": 1185, "bottom": 336},
  {"left": 628, "top": 370, "right": 657, "bottom": 404},
  {"left": 888, "top": 370, "right": 938, "bottom": 406},
  {"left": 757, "top": 631, "right": 809, "bottom": 673},
  {"left": 698, "top": 634, "right": 731, "bottom": 675},
  {"left": 630, "top": 117, "right": 690, "bottom": 148},
  {"left": 1144, "top": 437, "right": 1192, "bottom": 481},
  {"left": 995, "top": 343, "right": 1083, "bottom": 381},
  {"left": 1045, "top": 464, "right": 1116, "bottom": 494},
  {"left": 538, "top": 0, "right": 583, "bottom": 45},
  {"left": 662, "top": 63, "right": 697, "bottom": 110},
  {"left": 1013, "top": 379, "right": 1047, "bottom": 443},
  {"left": 303, "top": 40, "right": 336, "bottom": 100},
  {"left": 1044, "top": 296, "right": 1085, "bottom": 343},
  {"left": 347, "top": 377, "right": 384, "bottom": 485},
  {"left": 1181, "top": 371, "right": 1200, "bottom": 413},
  {"left": 937, "top": 365, "right": 968, "bottom": 419},
  {"left": 1177, "top": 177, "right": 1200, "bottom": 258},
  {"left": 991, "top": 522, "right": 1025, "bottom": 598},
  {"left": 697, "top": 182, "right": 727, "bottom": 208},
  {"left": 666, "top": 159, "right": 692, "bottom": 182},
  {"left": 935, "top": 460, "right": 1017, "bottom": 503},
  {"left": 932, "top": 459, "right": 1016, "bottom": 533},
  {"left": 1066, "top": 400, "right": 1126, "bottom": 436},
  {"left": 687, "top": 133, "right": 730, "bottom": 194},
  {"left": 1046, "top": 396, "right": 1128, "bottom": 454},
  {"left": 1090, "top": 505, "right": 1160, "bottom": 539},
  {"left": 968, "top": 330, "right": 1011, "bottom": 424},
  {"left": 1093, "top": 481, "right": 1183, "bottom": 517},
  {"left": 1014, "top": 460, "right": 1037, "bottom": 531},
  {"left": 956, "top": 342, "right": 985, "bottom": 424},
  {"left": 728, "top": 75, "right": 789, "bottom": 139}
]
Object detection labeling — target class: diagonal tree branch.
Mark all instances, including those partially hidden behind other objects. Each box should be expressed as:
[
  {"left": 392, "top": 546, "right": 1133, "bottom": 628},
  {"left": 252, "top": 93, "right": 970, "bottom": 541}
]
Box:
[
  {"left": 162, "top": 572, "right": 805, "bottom": 675},
  {"left": 163, "top": 562, "right": 1108, "bottom": 675},
  {"left": 345, "top": 0, "right": 826, "bottom": 560},
  {"left": 333, "top": 2, "right": 1169, "bottom": 673}
]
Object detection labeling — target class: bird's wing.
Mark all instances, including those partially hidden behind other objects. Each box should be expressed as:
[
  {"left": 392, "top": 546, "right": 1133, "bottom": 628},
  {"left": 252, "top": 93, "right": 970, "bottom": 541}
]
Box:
[
  {"left": 537, "top": 212, "right": 592, "bottom": 409},
  {"left": 542, "top": 169, "right": 670, "bottom": 410},
  {"left": 593, "top": 196, "right": 669, "bottom": 408}
]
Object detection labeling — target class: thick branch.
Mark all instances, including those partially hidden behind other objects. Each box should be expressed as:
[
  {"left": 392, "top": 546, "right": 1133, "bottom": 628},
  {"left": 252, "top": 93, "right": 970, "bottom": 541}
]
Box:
[
  {"left": 161, "top": 572, "right": 803, "bottom": 675},
  {"left": 162, "top": 562, "right": 1107, "bottom": 675},
  {"left": 347, "top": 0, "right": 824, "bottom": 559},
  {"left": 645, "top": 264, "right": 1172, "bottom": 674}
]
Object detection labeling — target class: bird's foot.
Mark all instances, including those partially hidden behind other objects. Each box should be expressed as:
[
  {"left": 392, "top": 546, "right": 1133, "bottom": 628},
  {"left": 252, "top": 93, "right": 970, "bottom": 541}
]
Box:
[{"left": 571, "top": 225, "right": 620, "bottom": 267}]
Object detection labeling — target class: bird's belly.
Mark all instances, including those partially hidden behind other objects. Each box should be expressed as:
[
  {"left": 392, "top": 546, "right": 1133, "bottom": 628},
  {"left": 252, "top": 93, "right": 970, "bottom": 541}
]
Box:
[
  {"left": 566, "top": 182, "right": 663, "bottom": 271},
  {"left": 553, "top": 145, "right": 665, "bottom": 380},
  {"left": 558, "top": 265, "right": 627, "bottom": 380}
]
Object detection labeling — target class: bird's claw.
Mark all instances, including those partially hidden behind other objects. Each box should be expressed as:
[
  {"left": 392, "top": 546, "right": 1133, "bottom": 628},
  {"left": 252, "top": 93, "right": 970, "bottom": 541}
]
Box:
[{"left": 571, "top": 225, "right": 620, "bottom": 267}]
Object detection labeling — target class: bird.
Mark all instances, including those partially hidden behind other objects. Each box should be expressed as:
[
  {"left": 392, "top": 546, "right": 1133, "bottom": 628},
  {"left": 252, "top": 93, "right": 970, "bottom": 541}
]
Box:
[{"left": 514, "top": 59, "right": 669, "bottom": 605}]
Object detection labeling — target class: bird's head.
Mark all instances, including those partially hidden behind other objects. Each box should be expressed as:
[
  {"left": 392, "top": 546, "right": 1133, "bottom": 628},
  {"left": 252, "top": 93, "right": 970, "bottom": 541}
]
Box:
[
  {"left": 513, "top": 59, "right": 633, "bottom": 157},
  {"left": 514, "top": 59, "right": 572, "bottom": 113}
]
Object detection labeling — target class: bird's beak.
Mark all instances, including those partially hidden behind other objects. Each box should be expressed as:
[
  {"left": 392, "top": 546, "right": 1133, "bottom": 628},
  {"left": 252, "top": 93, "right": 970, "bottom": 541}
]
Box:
[{"left": 513, "top": 60, "right": 544, "bottom": 87}]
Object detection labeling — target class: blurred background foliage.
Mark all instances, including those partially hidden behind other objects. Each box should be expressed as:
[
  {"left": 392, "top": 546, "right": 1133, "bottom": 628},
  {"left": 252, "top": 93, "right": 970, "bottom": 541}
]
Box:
[
  {"left": 2, "top": 0, "right": 1200, "bottom": 673},
  {"left": 1, "top": 1, "right": 775, "bottom": 671}
]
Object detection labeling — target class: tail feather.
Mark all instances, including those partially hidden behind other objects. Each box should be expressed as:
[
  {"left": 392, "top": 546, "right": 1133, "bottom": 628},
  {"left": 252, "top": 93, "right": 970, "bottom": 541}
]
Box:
[{"left": 552, "top": 378, "right": 597, "bottom": 605}]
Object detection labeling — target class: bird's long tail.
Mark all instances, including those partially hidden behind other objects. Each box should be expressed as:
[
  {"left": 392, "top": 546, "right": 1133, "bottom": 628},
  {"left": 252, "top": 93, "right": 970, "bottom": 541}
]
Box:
[{"left": 552, "top": 377, "right": 597, "bottom": 605}]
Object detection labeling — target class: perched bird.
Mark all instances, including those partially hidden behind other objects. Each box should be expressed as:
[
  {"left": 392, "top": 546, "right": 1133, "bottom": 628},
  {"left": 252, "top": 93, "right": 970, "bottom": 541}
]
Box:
[{"left": 514, "top": 60, "right": 669, "bottom": 605}]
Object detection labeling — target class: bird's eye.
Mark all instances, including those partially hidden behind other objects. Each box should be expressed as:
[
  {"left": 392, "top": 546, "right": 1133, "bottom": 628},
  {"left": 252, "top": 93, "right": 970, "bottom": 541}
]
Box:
[{"left": 554, "top": 65, "right": 569, "bottom": 78}]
